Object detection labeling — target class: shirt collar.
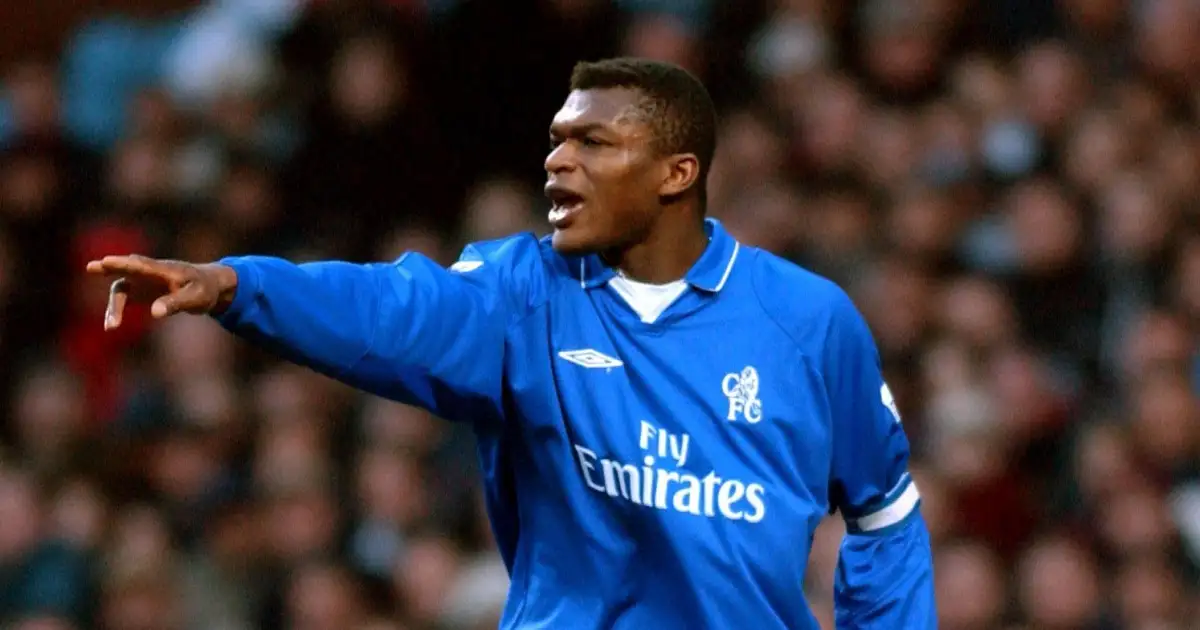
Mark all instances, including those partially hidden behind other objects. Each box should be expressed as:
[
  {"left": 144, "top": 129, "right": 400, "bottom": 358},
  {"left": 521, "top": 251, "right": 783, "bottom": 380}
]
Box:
[{"left": 573, "top": 218, "right": 742, "bottom": 293}]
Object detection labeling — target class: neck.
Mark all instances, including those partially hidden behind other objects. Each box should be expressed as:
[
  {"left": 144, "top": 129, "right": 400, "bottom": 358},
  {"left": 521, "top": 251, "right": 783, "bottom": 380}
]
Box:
[{"left": 603, "top": 210, "right": 708, "bottom": 284}]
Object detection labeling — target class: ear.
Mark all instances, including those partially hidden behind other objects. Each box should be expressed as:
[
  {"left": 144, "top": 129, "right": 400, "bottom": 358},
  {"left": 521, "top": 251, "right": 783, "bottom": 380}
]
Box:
[{"left": 657, "top": 153, "right": 701, "bottom": 198}]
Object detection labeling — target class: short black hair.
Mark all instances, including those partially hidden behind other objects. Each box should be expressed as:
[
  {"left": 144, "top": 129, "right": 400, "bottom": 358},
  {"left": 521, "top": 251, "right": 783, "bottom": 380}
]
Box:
[{"left": 570, "top": 57, "right": 718, "bottom": 201}]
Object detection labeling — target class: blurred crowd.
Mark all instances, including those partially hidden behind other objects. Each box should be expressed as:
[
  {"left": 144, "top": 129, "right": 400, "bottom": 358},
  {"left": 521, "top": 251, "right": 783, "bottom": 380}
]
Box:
[{"left": 1, "top": 0, "right": 1199, "bottom": 629}]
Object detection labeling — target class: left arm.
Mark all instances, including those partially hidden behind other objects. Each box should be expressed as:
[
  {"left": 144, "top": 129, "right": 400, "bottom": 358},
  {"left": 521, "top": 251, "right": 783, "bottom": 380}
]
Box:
[
  {"left": 823, "top": 294, "right": 936, "bottom": 629},
  {"left": 835, "top": 505, "right": 935, "bottom": 628}
]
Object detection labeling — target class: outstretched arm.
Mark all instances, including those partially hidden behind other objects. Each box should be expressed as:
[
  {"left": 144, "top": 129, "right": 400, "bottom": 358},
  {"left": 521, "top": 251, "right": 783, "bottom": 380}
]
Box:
[
  {"left": 88, "top": 237, "right": 541, "bottom": 424},
  {"left": 212, "top": 251, "right": 510, "bottom": 422},
  {"left": 822, "top": 293, "right": 936, "bottom": 629}
]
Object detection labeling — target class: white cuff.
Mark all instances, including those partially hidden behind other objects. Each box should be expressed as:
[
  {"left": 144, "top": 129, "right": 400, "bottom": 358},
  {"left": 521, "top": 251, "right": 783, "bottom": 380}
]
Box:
[{"left": 851, "top": 480, "right": 921, "bottom": 533}]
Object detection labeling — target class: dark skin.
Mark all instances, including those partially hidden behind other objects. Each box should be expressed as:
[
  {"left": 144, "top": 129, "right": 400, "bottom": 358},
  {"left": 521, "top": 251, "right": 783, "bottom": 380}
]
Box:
[
  {"left": 88, "top": 87, "right": 709, "bottom": 327},
  {"left": 546, "top": 87, "right": 708, "bottom": 282}
]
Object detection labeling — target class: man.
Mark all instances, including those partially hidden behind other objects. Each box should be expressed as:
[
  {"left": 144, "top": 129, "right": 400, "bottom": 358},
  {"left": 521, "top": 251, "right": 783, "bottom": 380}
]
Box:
[{"left": 88, "top": 58, "right": 935, "bottom": 629}]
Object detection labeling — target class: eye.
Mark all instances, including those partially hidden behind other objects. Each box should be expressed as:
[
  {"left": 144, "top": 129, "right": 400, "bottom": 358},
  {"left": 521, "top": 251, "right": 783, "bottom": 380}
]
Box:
[
  {"left": 582, "top": 136, "right": 605, "bottom": 148},
  {"left": 549, "top": 137, "right": 562, "bottom": 150}
]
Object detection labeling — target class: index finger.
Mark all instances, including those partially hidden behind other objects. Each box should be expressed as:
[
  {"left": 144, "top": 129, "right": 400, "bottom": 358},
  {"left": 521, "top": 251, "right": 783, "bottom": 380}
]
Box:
[{"left": 85, "top": 255, "right": 162, "bottom": 278}]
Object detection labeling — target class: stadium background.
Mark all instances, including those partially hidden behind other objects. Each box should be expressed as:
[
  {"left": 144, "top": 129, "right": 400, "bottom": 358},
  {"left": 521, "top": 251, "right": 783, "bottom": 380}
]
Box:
[{"left": 0, "top": 0, "right": 1198, "bottom": 628}]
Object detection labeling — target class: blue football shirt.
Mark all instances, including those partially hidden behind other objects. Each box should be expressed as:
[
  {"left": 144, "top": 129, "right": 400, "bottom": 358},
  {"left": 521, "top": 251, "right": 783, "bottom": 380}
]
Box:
[{"left": 214, "top": 219, "right": 935, "bottom": 629}]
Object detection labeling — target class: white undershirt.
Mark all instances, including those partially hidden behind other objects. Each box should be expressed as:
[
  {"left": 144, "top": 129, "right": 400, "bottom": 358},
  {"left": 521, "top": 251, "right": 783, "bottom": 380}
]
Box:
[{"left": 608, "top": 275, "right": 689, "bottom": 324}]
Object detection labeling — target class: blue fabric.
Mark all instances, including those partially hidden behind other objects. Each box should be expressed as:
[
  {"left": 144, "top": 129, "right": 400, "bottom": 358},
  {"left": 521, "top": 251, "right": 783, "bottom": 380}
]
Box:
[
  {"left": 59, "top": 17, "right": 184, "bottom": 150},
  {"left": 1193, "top": 352, "right": 1200, "bottom": 396},
  {"left": 215, "top": 219, "right": 934, "bottom": 628},
  {"left": 0, "top": 540, "right": 94, "bottom": 624},
  {"left": 618, "top": 0, "right": 712, "bottom": 28},
  {"left": 0, "top": 93, "right": 13, "bottom": 145},
  {"left": 835, "top": 513, "right": 936, "bottom": 629}
]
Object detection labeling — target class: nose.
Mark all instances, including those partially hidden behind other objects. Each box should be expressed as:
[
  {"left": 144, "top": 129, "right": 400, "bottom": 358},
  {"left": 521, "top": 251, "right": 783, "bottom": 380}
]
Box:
[{"left": 544, "top": 142, "right": 575, "bottom": 174}]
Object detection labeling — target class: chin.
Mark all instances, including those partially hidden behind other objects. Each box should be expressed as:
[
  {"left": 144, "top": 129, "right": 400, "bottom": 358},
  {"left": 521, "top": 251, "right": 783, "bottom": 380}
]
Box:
[{"left": 550, "top": 228, "right": 599, "bottom": 255}]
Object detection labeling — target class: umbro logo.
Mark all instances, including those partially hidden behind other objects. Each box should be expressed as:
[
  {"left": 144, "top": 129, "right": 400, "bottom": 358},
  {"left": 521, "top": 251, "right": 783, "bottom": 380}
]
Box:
[{"left": 557, "top": 349, "right": 624, "bottom": 369}]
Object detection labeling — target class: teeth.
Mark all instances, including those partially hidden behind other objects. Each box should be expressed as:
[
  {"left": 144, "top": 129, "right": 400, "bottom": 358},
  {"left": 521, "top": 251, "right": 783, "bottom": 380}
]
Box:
[{"left": 548, "top": 198, "right": 583, "bottom": 224}]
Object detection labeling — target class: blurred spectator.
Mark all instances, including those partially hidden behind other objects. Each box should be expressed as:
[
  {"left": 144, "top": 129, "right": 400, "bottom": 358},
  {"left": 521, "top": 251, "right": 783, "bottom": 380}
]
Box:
[
  {"left": 458, "top": 176, "right": 544, "bottom": 244},
  {"left": 857, "top": 0, "right": 954, "bottom": 104},
  {"left": 0, "top": 465, "right": 94, "bottom": 626},
  {"left": 934, "top": 540, "right": 1005, "bottom": 630},
  {"left": 393, "top": 533, "right": 463, "bottom": 627},
  {"left": 284, "top": 28, "right": 448, "bottom": 259},
  {"left": 284, "top": 561, "right": 370, "bottom": 630},
  {"left": 12, "top": 361, "right": 87, "bottom": 478},
  {"left": 1016, "top": 535, "right": 1105, "bottom": 630}
]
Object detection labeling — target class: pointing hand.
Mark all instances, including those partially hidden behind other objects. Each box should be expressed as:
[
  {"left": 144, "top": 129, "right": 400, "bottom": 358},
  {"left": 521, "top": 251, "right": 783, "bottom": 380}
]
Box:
[{"left": 85, "top": 255, "right": 239, "bottom": 330}]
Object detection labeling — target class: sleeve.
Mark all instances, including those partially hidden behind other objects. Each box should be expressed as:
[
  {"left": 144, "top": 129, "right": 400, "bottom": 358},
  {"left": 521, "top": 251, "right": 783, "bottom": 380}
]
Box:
[
  {"left": 822, "top": 293, "right": 936, "bottom": 629},
  {"left": 212, "top": 236, "right": 540, "bottom": 424}
]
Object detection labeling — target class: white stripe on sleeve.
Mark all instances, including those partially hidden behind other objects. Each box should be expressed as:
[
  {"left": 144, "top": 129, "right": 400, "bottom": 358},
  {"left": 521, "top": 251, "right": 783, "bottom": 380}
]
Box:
[{"left": 854, "top": 481, "right": 921, "bottom": 533}]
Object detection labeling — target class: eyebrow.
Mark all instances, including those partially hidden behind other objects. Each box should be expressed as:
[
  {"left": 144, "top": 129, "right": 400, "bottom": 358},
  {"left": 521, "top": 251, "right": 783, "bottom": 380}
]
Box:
[{"left": 549, "top": 122, "right": 611, "bottom": 136}]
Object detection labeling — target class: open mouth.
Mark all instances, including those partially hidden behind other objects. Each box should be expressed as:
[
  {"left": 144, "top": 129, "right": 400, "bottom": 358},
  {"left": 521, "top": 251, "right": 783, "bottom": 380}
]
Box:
[{"left": 546, "top": 185, "right": 585, "bottom": 227}]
